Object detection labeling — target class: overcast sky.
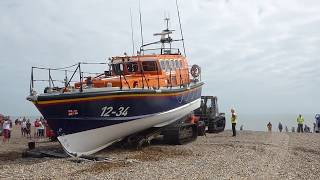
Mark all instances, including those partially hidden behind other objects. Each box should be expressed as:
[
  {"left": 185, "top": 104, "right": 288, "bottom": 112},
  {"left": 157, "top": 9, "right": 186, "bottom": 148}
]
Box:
[{"left": 1, "top": 0, "right": 319, "bottom": 121}]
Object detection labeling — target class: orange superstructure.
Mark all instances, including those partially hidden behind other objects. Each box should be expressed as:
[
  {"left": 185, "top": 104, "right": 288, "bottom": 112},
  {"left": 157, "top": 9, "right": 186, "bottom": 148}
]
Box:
[{"left": 75, "top": 54, "right": 192, "bottom": 90}]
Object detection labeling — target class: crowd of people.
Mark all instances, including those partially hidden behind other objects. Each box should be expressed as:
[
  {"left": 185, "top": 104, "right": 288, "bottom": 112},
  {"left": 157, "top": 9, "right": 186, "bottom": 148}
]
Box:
[
  {"left": 266, "top": 114, "right": 314, "bottom": 133},
  {"left": 230, "top": 111, "right": 318, "bottom": 137},
  {"left": 0, "top": 114, "right": 49, "bottom": 143}
]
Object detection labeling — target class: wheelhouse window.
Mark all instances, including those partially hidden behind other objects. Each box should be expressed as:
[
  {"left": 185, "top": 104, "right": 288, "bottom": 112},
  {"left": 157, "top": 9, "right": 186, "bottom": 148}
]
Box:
[
  {"left": 175, "top": 60, "right": 180, "bottom": 69},
  {"left": 160, "top": 60, "right": 166, "bottom": 70},
  {"left": 170, "top": 60, "right": 175, "bottom": 70},
  {"left": 126, "top": 62, "right": 139, "bottom": 73},
  {"left": 112, "top": 63, "right": 124, "bottom": 75},
  {"left": 165, "top": 61, "right": 170, "bottom": 72},
  {"left": 142, "top": 61, "right": 157, "bottom": 71},
  {"left": 179, "top": 60, "right": 183, "bottom": 68}
]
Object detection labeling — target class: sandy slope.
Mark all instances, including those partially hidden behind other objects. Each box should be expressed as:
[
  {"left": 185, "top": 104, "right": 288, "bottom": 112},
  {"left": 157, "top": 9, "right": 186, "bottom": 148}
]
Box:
[{"left": 0, "top": 126, "right": 319, "bottom": 179}]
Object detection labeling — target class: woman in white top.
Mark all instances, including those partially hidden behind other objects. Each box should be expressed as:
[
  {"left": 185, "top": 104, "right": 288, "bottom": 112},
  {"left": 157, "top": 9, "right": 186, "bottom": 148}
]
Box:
[
  {"left": 2, "top": 119, "right": 11, "bottom": 143},
  {"left": 38, "top": 121, "right": 45, "bottom": 138}
]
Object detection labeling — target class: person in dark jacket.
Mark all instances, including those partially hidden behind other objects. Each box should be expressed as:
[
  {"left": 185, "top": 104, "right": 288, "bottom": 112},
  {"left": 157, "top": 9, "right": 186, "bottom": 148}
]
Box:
[{"left": 278, "top": 122, "right": 283, "bottom": 132}]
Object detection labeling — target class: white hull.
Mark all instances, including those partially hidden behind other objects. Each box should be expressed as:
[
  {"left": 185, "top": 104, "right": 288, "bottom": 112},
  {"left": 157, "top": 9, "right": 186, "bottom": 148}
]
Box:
[{"left": 58, "top": 98, "right": 201, "bottom": 157}]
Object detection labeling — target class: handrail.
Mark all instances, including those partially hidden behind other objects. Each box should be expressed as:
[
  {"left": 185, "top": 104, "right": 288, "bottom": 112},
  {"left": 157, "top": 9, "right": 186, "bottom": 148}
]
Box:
[
  {"left": 33, "top": 79, "right": 77, "bottom": 83},
  {"left": 33, "top": 66, "right": 101, "bottom": 75},
  {"left": 32, "top": 63, "right": 78, "bottom": 71},
  {"left": 29, "top": 61, "right": 198, "bottom": 95},
  {"left": 30, "top": 62, "right": 103, "bottom": 95},
  {"left": 141, "top": 47, "right": 181, "bottom": 55}
]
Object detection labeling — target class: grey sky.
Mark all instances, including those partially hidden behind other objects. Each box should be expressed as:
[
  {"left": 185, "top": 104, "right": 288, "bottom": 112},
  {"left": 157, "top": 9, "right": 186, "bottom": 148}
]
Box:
[{"left": 0, "top": 0, "right": 319, "bottom": 123}]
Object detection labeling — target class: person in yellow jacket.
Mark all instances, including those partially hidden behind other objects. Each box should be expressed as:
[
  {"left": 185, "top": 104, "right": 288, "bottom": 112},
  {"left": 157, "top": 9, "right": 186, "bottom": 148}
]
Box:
[
  {"left": 297, "top": 114, "right": 304, "bottom": 133},
  {"left": 231, "top": 108, "right": 237, "bottom": 136}
]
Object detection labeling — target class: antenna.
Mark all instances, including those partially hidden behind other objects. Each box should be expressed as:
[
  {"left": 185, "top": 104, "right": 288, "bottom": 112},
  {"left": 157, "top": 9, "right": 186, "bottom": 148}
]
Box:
[
  {"left": 139, "top": 0, "right": 144, "bottom": 52},
  {"left": 130, "top": 8, "right": 135, "bottom": 56},
  {"left": 175, "top": 0, "right": 186, "bottom": 57},
  {"left": 165, "top": 17, "right": 170, "bottom": 30}
]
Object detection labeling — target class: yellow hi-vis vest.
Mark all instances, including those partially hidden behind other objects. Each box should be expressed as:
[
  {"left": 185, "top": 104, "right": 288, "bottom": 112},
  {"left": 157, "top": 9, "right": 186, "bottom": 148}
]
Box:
[
  {"left": 297, "top": 116, "right": 304, "bottom": 124},
  {"left": 231, "top": 113, "right": 237, "bottom": 124}
]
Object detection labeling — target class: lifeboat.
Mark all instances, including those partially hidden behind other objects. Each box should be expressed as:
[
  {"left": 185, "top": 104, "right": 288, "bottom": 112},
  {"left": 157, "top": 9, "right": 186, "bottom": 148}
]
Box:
[{"left": 27, "top": 18, "right": 204, "bottom": 157}]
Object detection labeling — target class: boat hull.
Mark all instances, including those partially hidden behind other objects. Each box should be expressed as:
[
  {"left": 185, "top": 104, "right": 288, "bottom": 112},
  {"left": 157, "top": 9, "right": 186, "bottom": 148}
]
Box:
[
  {"left": 32, "top": 84, "right": 203, "bottom": 156},
  {"left": 58, "top": 98, "right": 201, "bottom": 156}
]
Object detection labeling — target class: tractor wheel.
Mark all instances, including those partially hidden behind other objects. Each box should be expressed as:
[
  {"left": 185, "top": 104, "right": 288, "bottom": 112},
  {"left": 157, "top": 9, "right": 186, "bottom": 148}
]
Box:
[{"left": 208, "top": 116, "right": 226, "bottom": 133}]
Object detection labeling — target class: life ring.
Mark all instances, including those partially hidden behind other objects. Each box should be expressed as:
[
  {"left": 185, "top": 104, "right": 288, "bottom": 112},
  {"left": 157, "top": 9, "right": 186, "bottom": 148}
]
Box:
[{"left": 190, "top": 64, "right": 201, "bottom": 78}]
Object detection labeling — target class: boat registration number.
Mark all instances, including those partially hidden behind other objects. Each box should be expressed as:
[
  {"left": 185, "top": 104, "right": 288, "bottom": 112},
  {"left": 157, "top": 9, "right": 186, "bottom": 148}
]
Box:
[{"left": 101, "top": 106, "right": 130, "bottom": 117}]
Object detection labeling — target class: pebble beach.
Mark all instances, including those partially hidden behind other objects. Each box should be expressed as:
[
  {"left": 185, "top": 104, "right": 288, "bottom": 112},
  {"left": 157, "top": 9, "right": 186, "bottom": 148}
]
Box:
[{"left": 1, "top": 126, "right": 320, "bottom": 179}]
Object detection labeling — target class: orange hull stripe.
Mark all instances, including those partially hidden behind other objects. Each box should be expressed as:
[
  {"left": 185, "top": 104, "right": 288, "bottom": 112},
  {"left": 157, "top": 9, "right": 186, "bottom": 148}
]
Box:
[{"left": 35, "top": 87, "right": 199, "bottom": 105}]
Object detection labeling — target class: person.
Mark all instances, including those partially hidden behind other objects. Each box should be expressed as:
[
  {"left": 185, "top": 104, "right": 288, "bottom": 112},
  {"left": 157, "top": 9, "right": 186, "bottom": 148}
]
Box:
[
  {"left": 278, "top": 122, "right": 283, "bottom": 132},
  {"left": 267, "top": 122, "right": 272, "bottom": 132},
  {"left": 304, "top": 125, "right": 310, "bottom": 133},
  {"left": 38, "top": 120, "right": 45, "bottom": 138},
  {"left": 200, "top": 99, "right": 207, "bottom": 115},
  {"left": 297, "top": 114, "right": 304, "bottom": 133},
  {"left": 21, "top": 119, "right": 27, "bottom": 137},
  {"left": 0, "top": 114, "right": 4, "bottom": 136},
  {"left": 34, "top": 119, "right": 40, "bottom": 138},
  {"left": 240, "top": 125, "right": 244, "bottom": 131},
  {"left": 26, "top": 120, "right": 31, "bottom": 138},
  {"left": 231, "top": 108, "right": 237, "bottom": 137},
  {"left": 315, "top": 114, "right": 320, "bottom": 133},
  {"left": 2, "top": 117, "right": 12, "bottom": 143},
  {"left": 86, "top": 76, "right": 93, "bottom": 88},
  {"left": 292, "top": 127, "right": 295, "bottom": 132},
  {"left": 8, "top": 117, "right": 13, "bottom": 129},
  {"left": 285, "top": 126, "right": 288, "bottom": 132},
  {"left": 18, "top": 117, "right": 23, "bottom": 125},
  {"left": 15, "top": 118, "right": 19, "bottom": 125}
]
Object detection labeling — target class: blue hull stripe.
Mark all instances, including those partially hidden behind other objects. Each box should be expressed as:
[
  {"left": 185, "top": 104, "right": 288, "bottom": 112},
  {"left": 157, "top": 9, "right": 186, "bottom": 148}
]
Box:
[{"left": 35, "top": 85, "right": 203, "bottom": 135}]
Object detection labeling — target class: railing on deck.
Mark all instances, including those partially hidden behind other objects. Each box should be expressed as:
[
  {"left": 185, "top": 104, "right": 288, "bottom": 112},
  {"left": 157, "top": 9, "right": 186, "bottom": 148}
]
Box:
[
  {"left": 141, "top": 48, "right": 181, "bottom": 55},
  {"left": 29, "top": 61, "right": 200, "bottom": 96},
  {"left": 30, "top": 62, "right": 106, "bottom": 95}
]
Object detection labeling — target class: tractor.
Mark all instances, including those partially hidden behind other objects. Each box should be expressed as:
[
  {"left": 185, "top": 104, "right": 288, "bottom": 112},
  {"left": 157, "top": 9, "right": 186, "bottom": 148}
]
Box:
[{"left": 194, "top": 96, "right": 226, "bottom": 134}]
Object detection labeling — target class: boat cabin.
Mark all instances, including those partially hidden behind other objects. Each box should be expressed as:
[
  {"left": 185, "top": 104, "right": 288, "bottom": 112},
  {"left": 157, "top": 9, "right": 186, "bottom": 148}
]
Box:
[{"left": 75, "top": 54, "right": 191, "bottom": 90}]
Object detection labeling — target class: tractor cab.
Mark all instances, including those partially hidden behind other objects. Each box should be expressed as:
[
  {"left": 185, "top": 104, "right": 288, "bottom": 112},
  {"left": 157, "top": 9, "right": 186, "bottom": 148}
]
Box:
[
  {"left": 199, "top": 96, "right": 219, "bottom": 118},
  {"left": 194, "top": 96, "right": 225, "bottom": 133}
]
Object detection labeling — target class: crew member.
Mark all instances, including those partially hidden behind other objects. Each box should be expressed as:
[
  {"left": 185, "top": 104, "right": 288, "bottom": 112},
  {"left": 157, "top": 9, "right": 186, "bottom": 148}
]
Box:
[
  {"left": 231, "top": 108, "right": 237, "bottom": 137},
  {"left": 297, "top": 114, "right": 304, "bottom": 133},
  {"left": 86, "top": 76, "right": 93, "bottom": 88}
]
